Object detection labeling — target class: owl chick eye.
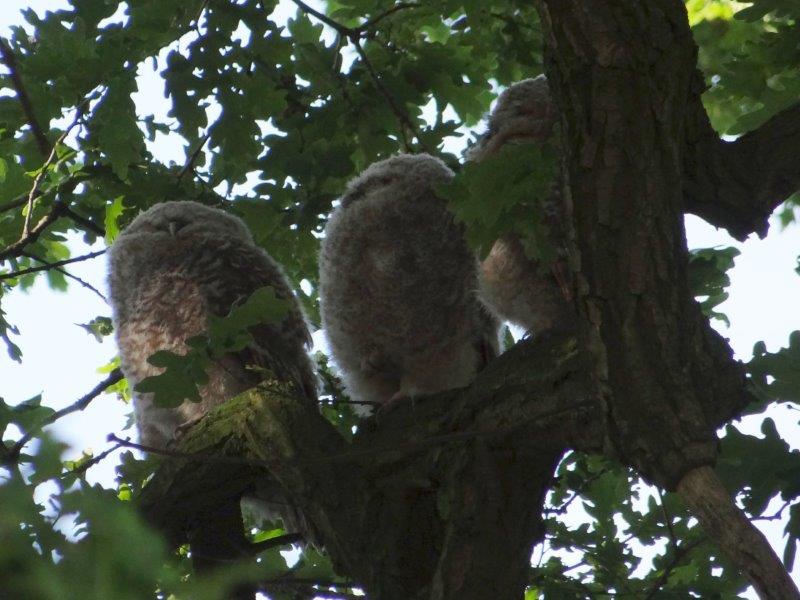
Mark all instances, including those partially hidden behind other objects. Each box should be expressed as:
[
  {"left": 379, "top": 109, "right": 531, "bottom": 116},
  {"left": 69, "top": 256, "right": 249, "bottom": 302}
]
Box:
[{"left": 167, "top": 219, "right": 189, "bottom": 236}]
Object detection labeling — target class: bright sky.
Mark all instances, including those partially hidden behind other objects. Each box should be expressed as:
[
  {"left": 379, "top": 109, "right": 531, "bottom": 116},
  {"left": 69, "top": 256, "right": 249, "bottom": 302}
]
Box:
[{"left": 1, "top": 0, "right": 799, "bottom": 594}]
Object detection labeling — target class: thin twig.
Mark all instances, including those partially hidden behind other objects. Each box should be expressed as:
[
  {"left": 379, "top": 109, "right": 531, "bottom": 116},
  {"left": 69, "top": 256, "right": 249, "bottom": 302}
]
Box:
[
  {"left": 752, "top": 498, "right": 795, "bottom": 522},
  {"left": 355, "top": 3, "right": 420, "bottom": 33},
  {"left": 14, "top": 251, "right": 107, "bottom": 301},
  {"left": 544, "top": 468, "right": 608, "bottom": 516},
  {"left": 23, "top": 136, "right": 63, "bottom": 236},
  {"left": 257, "top": 578, "right": 360, "bottom": 599},
  {"left": 8, "top": 369, "right": 123, "bottom": 460},
  {"left": 178, "top": 130, "right": 212, "bottom": 182},
  {"left": 61, "top": 206, "right": 105, "bottom": 237},
  {"left": 0, "top": 38, "right": 50, "bottom": 156},
  {"left": 21, "top": 107, "right": 87, "bottom": 235},
  {"left": 288, "top": 0, "right": 349, "bottom": 34},
  {"left": 319, "top": 398, "right": 378, "bottom": 407},
  {"left": 643, "top": 537, "right": 706, "bottom": 600},
  {"left": 107, "top": 433, "right": 272, "bottom": 466},
  {"left": 0, "top": 193, "right": 30, "bottom": 214},
  {"left": 61, "top": 442, "right": 125, "bottom": 480},
  {"left": 249, "top": 532, "right": 304, "bottom": 553},
  {"left": 352, "top": 39, "right": 415, "bottom": 151},
  {"left": 657, "top": 487, "right": 678, "bottom": 551},
  {"left": 0, "top": 249, "right": 106, "bottom": 280},
  {"left": 0, "top": 174, "right": 91, "bottom": 262},
  {"left": 287, "top": 0, "right": 423, "bottom": 151}
]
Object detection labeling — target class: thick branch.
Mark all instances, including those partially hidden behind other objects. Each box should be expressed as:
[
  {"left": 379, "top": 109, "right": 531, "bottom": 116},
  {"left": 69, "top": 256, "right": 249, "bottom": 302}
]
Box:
[
  {"left": 684, "top": 97, "right": 800, "bottom": 240},
  {"left": 678, "top": 466, "right": 799, "bottom": 599},
  {"left": 137, "top": 334, "right": 594, "bottom": 598}
]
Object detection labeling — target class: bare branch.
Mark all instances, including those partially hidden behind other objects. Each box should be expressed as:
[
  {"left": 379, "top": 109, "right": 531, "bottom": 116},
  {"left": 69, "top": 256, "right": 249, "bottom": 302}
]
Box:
[
  {"left": 108, "top": 433, "right": 272, "bottom": 467},
  {"left": 288, "top": 0, "right": 350, "bottom": 35},
  {"left": 249, "top": 533, "right": 304, "bottom": 553},
  {"left": 643, "top": 537, "right": 707, "bottom": 600},
  {"left": 257, "top": 579, "right": 361, "bottom": 600},
  {"left": 22, "top": 130, "right": 68, "bottom": 236},
  {"left": 8, "top": 369, "right": 123, "bottom": 461},
  {"left": 16, "top": 251, "right": 107, "bottom": 301},
  {"left": 684, "top": 99, "right": 800, "bottom": 240},
  {"left": 657, "top": 487, "right": 678, "bottom": 552},
  {"left": 0, "top": 193, "right": 30, "bottom": 214},
  {"left": 352, "top": 40, "right": 416, "bottom": 152},
  {"left": 287, "top": 0, "right": 424, "bottom": 152},
  {"left": 0, "top": 38, "right": 50, "bottom": 156},
  {"left": 0, "top": 250, "right": 106, "bottom": 280},
  {"left": 61, "top": 205, "right": 106, "bottom": 237},
  {"left": 178, "top": 130, "right": 212, "bottom": 182},
  {"left": 354, "top": 3, "right": 420, "bottom": 34},
  {"left": 60, "top": 442, "right": 125, "bottom": 480}
]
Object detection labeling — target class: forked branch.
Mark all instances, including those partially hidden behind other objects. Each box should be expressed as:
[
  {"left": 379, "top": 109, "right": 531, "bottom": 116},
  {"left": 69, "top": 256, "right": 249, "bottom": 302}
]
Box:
[{"left": 684, "top": 98, "right": 800, "bottom": 240}]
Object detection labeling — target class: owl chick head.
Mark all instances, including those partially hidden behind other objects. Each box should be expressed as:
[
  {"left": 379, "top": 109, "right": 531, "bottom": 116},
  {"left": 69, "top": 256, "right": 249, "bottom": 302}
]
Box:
[
  {"left": 340, "top": 153, "right": 453, "bottom": 209},
  {"left": 121, "top": 200, "right": 253, "bottom": 244},
  {"left": 470, "top": 76, "right": 557, "bottom": 161},
  {"left": 108, "top": 200, "right": 258, "bottom": 325}
]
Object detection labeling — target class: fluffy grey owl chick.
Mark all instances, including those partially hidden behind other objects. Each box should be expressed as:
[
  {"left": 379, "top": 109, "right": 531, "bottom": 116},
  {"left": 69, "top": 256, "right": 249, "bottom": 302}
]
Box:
[
  {"left": 319, "top": 154, "right": 501, "bottom": 413},
  {"left": 469, "top": 76, "right": 575, "bottom": 335},
  {"left": 108, "top": 200, "right": 318, "bottom": 538}
]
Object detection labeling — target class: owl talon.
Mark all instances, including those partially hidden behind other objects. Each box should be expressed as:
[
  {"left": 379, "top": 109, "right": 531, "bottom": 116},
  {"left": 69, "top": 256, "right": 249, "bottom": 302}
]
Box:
[
  {"left": 173, "top": 415, "right": 204, "bottom": 441},
  {"left": 375, "top": 392, "right": 416, "bottom": 423}
]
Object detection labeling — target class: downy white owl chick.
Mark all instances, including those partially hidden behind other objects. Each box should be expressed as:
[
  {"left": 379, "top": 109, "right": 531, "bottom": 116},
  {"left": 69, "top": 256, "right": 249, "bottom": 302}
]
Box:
[
  {"left": 319, "top": 154, "right": 501, "bottom": 413},
  {"left": 108, "top": 200, "right": 318, "bottom": 537},
  {"left": 469, "top": 76, "right": 575, "bottom": 335}
]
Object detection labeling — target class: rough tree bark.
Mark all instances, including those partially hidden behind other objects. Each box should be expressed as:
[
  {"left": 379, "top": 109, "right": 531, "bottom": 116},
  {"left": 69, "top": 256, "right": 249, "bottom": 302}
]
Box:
[
  {"left": 534, "top": 0, "right": 799, "bottom": 597},
  {"left": 137, "top": 1, "right": 800, "bottom": 599}
]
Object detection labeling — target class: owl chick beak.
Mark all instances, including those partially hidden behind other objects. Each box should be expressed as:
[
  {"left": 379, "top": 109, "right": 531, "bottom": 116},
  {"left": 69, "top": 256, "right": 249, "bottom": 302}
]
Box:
[{"left": 168, "top": 221, "right": 179, "bottom": 237}]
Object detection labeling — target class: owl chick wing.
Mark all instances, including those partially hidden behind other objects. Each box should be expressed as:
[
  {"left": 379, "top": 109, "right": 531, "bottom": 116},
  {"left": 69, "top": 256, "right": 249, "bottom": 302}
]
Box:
[{"left": 202, "top": 240, "right": 317, "bottom": 405}]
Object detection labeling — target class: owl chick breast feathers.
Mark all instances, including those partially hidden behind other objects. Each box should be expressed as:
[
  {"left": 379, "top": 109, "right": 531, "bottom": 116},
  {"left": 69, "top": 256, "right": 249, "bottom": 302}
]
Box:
[
  {"left": 108, "top": 200, "right": 317, "bottom": 450},
  {"left": 319, "top": 153, "right": 501, "bottom": 412},
  {"left": 470, "top": 76, "right": 575, "bottom": 336}
]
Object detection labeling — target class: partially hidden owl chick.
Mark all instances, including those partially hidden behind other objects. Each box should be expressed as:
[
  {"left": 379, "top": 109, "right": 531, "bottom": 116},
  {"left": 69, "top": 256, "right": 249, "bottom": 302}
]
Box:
[
  {"left": 108, "top": 200, "right": 318, "bottom": 539},
  {"left": 469, "top": 76, "right": 575, "bottom": 336},
  {"left": 319, "top": 154, "right": 501, "bottom": 413}
]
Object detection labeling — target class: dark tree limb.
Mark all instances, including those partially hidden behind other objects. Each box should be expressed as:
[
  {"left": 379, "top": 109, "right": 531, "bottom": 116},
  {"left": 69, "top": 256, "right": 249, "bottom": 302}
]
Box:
[
  {"left": 137, "top": 334, "right": 593, "bottom": 599},
  {"left": 678, "top": 466, "right": 799, "bottom": 599},
  {"left": 684, "top": 96, "right": 800, "bottom": 241},
  {"left": 188, "top": 498, "right": 257, "bottom": 600},
  {"left": 533, "top": 1, "right": 792, "bottom": 598},
  {"left": 0, "top": 38, "right": 50, "bottom": 156},
  {"left": 60, "top": 205, "right": 105, "bottom": 237}
]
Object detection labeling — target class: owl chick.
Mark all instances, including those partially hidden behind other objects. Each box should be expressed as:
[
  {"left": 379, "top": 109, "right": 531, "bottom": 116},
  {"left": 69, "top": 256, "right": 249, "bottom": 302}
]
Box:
[
  {"left": 319, "top": 154, "right": 501, "bottom": 413},
  {"left": 108, "top": 200, "right": 317, "bottom": 537},
  {"left": 469, "top": 76, "right": 575, "bottom": 336}
]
